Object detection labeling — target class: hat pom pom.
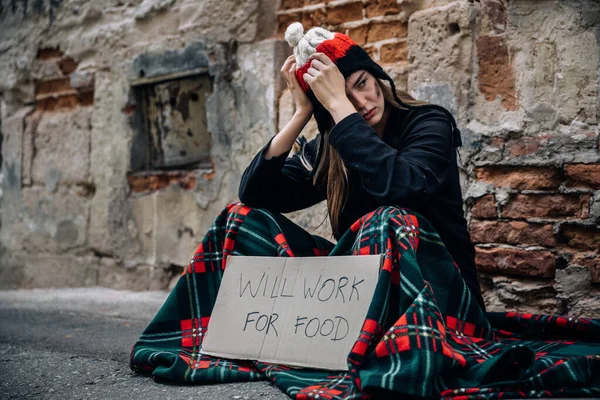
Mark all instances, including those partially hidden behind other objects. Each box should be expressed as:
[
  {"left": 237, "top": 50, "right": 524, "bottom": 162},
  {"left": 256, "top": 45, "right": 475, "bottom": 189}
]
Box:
[{"left": 285, "top": 22, "right": 304, "bottom": 48}]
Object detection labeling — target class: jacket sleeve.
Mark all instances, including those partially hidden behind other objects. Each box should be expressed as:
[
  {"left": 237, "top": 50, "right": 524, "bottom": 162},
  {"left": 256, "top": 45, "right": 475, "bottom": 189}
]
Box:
[
  {"left": 238, "top": 136, "right": 326, "bottom": 213},
  {"left": 328, "top": 111, "right": 453, "bottom": 205}
]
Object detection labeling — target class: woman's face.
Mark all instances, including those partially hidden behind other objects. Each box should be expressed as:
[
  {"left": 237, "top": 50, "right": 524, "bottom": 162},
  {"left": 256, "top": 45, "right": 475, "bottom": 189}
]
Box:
[{"left": 344, "top": 70, "right": 387, "bottom": 129}]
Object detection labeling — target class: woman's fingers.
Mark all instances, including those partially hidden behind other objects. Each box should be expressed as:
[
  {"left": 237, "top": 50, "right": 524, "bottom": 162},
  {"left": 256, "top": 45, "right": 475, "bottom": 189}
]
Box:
[
  {"left": 308, "top": 53, "right": 334, "bottom": 66},
  {"left": 281, "top": 58, "right": 298, "bottom": 87},
  {"left": 279, "top": 56, "right": 313, "bottom": 112},
  {"left": 280, "top": 59, "right": 291, "bottom": 71},
  {"left": 309, "top": 59, "right": 327, "bottom": 71},
  {"left": 280, "top": 55, "right": 295, "bottom": 72},
  {"left": 303, "top": 73, "right": 314, "bottom": 86},
  {"left": 306, "top": 67, "right": 319, "bottom": 77},
  {"left": 286, "top": 52, "right": 339, "bottom": 94},
  {"left": 287, "top": 68, "right": 301, "bottom": 89},
  {"left": 304, "top": 64, "right": 325, "bottom": 87}
]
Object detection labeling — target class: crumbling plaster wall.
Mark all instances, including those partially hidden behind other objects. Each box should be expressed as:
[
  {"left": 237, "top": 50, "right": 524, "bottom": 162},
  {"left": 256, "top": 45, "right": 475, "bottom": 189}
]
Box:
[
  {"left": 0, "top": 0, "right": 282, "bottom": 290},
  {"left": 1, "top": 0, "right": 599, "bottom": 318}
]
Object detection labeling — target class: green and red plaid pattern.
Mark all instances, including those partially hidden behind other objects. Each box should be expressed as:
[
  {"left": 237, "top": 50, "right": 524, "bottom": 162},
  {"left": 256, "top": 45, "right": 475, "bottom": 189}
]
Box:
[{"left": 131, "top": 203, "right": 600, "bottom": 399}]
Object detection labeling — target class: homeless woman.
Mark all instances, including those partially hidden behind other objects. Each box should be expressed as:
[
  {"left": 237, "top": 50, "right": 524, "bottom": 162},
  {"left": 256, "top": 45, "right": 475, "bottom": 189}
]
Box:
[
  {"left": 238, "top": 22, "right": 485, "bottom": 312},
  {"left": 131, "top": 22, "right": 600, "bottom": 400}
]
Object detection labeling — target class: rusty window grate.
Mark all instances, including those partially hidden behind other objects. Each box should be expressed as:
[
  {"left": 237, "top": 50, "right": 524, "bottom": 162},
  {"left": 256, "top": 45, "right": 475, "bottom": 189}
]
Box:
[{"left": 132, "top": 74, "right": 212, "bottom": 171}]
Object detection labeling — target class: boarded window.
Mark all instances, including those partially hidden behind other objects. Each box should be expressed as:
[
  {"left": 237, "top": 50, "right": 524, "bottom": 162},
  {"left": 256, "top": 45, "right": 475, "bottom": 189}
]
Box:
[{"left": 132, "top": 74, "right": 212, "bottom": 171}]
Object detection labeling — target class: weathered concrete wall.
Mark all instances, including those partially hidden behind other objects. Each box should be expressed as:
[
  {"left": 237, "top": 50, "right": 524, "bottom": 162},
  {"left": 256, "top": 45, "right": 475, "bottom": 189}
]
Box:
[
  {"left": 1, "top": 0, "right": 599, "bottom": 317},
  {"left": 0, "top": 0, "right": 281, "bottom": 290}
]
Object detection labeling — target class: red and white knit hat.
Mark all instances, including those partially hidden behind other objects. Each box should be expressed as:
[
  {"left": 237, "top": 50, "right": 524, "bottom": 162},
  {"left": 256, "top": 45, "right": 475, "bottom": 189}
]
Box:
[
  {"left": 284, "top": 22, "right": 462, "bottom": 148},
  {"left": 285, "top": 22, "right": 384, "bottom": 92}
]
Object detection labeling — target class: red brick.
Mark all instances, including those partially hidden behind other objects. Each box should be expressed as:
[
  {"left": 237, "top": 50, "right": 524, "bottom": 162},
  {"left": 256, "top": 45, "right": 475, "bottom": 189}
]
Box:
[
  {"left": 475, "top": 247, "right": 556, "bottom": 278},
  {"left": 37, "top": 47, "right": 63, "bottom": 60},
  {"left": 128, "top": 175, "right": 166, "bottom": 192},
  {"left": 570, "top": 252, "right": 600, "bottom": 267},
  {"left": 151, "top": 175, "right": 170, "bottom": 191},
  {"left": 326, "top": 2, "right": 363, "bottom": 25},
  {"left": 179, "top": 173, "right": 197, "bottom": 190},
  {"left": 131, "top": 176, "right": 146, "bottom": 192},
  {"left": 505, "top": 137, "right": 540, "bottom": 157},
  {"left": 347, "top": 24, "right": 369, "bottom": 46},
  {"left": 365, "top": 0, "right": 401, "bottom": 18},
  {"left": 367, "top": 21, "right": 407, "bottom": 42},
  {"left": 36, "top": 97, "right": 55, "bottom": 111},
  {"left": 470, "top": 220, "right": 556, "bottom": 247},
  {"left": 501, "top": 194, "right": 588, "bottom": 220},
  {"left": 490, "top": 137, "right": 505, "bottom": 147},
  {"left": 56, "top": 95, "right": 80, "bottom": 109},
  {"left": 581, "top": 195, "right": 591, "bottom": 219},
  {"left": 128, "top": 172, "right": 197, "bottom": 193},
  {"left": 35, "top": 78, "right": 73, "bottom": 95},
  {"left": 477, "top": 36, "right": 518, "bottom": 111},
  {"left": 559, "top": 225, "right": 600, "bottom": 251},
  {"left": 380, "top": 41, "right": 407, "bottom": 63},
  {"left": 302, "top": 8, "right": 327, "bottom": 30},
  {"left": 58, "top": 57, "right": 78, "bottom": 75},
  {"left": 569, "top": 253, "right": 600, "bottom": 283},
  {"left": 561, "top": 250, "right": 600, "bottom": 283},
  {"left": 203, "top": 170, "right": 216, "bottom": 181},
  {"left": 564, "top": 164, "right": 600, "bottom": 189},
  {"left": 36, "top": 95, "right": 79, "bottom": 112},
  {"left": 281, "top": 0, "right": 304, "bottom": 9},
  {"left": 471, "top": 195, "right": 497, "bottom": 219},
  {"left": 475, "top": 166, "right": 562, "bottom": 191}
]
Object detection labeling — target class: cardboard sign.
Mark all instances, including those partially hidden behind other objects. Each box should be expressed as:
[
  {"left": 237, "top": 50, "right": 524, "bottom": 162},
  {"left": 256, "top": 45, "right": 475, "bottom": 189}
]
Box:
[{"left": 201, "top": 255, "right": 382, "bottom": 371}]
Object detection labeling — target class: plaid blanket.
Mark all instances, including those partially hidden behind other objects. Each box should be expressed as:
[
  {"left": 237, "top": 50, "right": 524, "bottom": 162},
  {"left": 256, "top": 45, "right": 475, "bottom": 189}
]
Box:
[{"left": 130, "top": 203, "right": 600, "bottom": 399}]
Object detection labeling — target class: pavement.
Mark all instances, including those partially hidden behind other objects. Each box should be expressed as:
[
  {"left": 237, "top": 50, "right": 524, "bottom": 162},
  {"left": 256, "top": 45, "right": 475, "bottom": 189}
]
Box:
[
  {"left": 0, "top": 288, "right": 288, "bottom": 400},
  {"left": 0, "top": 289, "right": 592, "bottom": 400}
]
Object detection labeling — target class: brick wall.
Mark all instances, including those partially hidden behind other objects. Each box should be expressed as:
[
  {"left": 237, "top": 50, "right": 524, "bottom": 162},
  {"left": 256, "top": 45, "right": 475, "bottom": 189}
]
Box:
[
  {"left": 471, "top": 165, "right": 599, "bottom": 277},
  {"left": 471, "top": 163, "right": 600, "bottom": 316},
  {"left": 34, "top": 48, "right": 94, "bottom": 111},
  {"left": 277, "top": 0, "right": 410, "bottom": 72},
  {"left": 1, "top": 0, "right": 598, "bottom": 312}
]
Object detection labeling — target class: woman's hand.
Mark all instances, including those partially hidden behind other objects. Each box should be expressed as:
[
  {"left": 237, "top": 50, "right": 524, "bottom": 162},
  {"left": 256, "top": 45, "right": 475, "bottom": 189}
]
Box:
[
  {"left": 281, "top": 55, "right": 313, "bottom": 117},
  {"left": 303, "top": 53, "right": 356, "bottom": 123}
]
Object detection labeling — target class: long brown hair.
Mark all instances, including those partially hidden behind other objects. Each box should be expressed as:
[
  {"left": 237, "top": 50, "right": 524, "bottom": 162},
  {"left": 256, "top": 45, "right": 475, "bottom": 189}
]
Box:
[{"left": 301, "top": 78, "right": 428, "bottom": 237}]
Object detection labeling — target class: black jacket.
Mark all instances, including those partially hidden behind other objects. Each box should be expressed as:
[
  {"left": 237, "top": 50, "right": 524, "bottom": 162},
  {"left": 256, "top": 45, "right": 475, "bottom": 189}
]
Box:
[{"left": 239, "top": 107, "right": 485, "bottom": 311}]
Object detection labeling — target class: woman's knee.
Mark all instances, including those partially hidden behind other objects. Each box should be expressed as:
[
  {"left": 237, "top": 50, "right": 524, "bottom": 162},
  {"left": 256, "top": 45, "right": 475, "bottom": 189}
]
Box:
[
  {"left": 361, "top": 206, "right": 422, "bottom": 229},
  {"left": 373, "top": 205, "right": 404, "bottom": 214},
  {"left": 369, "top": 206, "right": 410, "bottom": 220},
  {"left": 225, "top": 202, "right": 284, "bottom": 220}
]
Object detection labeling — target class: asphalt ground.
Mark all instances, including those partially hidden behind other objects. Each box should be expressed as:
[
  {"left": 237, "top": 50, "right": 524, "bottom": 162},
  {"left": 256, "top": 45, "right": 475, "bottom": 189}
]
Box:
[
  {"left": 0, "top": 288, "right": 288, "bottom": 400},
  {"left": 0, "top": 289, "right": 592, "bottom": 400}
]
